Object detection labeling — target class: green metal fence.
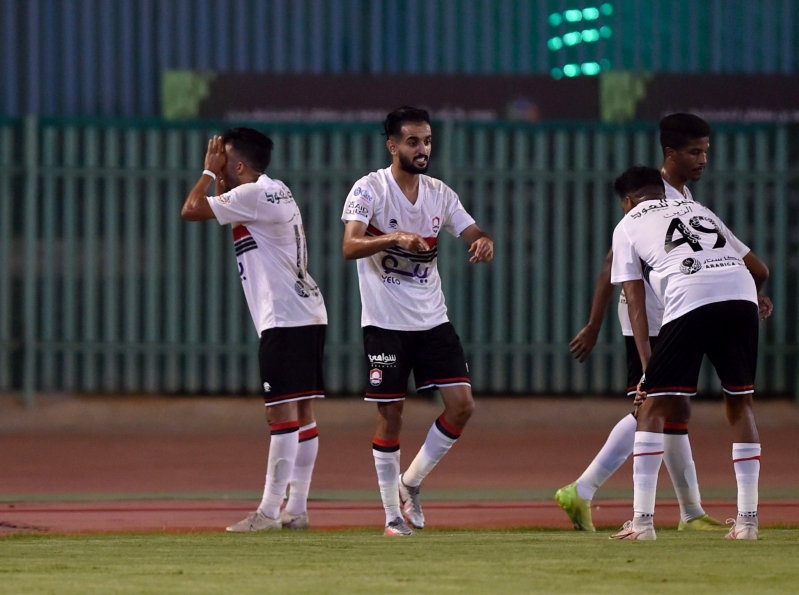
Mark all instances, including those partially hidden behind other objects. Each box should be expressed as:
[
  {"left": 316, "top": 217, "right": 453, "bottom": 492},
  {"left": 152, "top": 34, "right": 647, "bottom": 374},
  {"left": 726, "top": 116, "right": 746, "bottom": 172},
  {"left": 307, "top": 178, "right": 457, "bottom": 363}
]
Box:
[{"left": 1, "top": 117, "right": 797, "bottom": 403}]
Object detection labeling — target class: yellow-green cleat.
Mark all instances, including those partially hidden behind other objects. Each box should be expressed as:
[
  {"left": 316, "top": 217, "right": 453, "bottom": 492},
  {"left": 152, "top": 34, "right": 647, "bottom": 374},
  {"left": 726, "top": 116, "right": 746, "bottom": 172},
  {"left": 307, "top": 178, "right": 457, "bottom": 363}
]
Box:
[
  {"left": 554, "top": 483, "right": 595, "bottom": 531},
  {"left": 678, "top": 514, "right": 726, "bottom": 531}
]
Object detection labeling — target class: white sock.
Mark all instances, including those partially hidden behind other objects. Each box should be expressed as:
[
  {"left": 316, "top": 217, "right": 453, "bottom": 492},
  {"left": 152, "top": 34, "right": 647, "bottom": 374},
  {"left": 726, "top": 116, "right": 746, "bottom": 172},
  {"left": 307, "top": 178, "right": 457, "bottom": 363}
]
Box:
[
  {"left": 285, "top": 422, "right": 319, "bottom": 516},
  {"left": 632, "top": 431, "right": 664, "bottom": 529},
  {"left": 663, "top": 431, "right": 705, "bottom": 521},
  {"left": 258, "top": 422, "right": 299, "bottom": 519},
  {"left": 733, "top": 443, "right": 760, "bottom": 516},
  {"left": 576, "top": 413, "right": 636, "bottom": 500},
  {"left": 401, "top": 415, "right": 461, "bottom": 488},
  {"left": 373, "top": 439, "right": 401, "bottom": 524}
]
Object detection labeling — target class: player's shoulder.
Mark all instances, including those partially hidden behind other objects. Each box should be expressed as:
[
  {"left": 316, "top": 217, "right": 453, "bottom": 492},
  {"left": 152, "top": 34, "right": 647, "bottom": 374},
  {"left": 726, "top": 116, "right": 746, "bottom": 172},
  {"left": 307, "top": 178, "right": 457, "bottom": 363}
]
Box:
[
  {"left": 422, "top": 174, "right": 456, "bottom": 197},
  {"left": 350, "top": 170, "right": 387, "bottom": 201}
]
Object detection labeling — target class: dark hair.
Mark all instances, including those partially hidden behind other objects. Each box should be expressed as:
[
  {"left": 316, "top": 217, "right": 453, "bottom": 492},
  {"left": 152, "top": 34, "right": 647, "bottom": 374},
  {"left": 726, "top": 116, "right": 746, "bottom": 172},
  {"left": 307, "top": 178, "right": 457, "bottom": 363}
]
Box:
[
  {"left": 222, "top": 127, "right": 274, "bottom": 172},
  {"left": 614, "top": 166, "right": 664, "bottom": 199},
  {"left": 382, "top": 106, "right": 431, "bottom": 138},
  {"left": 659, "top": 113, "right": 711, "bottom": 153}
]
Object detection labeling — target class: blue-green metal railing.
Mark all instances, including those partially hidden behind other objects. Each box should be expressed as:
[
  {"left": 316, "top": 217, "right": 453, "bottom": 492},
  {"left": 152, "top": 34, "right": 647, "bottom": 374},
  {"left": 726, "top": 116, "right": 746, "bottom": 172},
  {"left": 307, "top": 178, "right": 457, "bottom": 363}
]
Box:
[{"left": 1, "top": 117, "right": 797, "bottom": 403}]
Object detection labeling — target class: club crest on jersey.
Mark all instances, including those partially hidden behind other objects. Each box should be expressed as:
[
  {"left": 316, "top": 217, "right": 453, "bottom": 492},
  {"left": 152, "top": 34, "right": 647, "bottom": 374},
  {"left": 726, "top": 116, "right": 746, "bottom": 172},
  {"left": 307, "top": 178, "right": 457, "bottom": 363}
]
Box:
[
  {"left": 431, "top": 216, "right": 441, "bottom": 234},
  {"left": 369, "top": 368, "right": 383, "bottom": 386},
  {"left": 389, "top": 218, "right": 398, "bottom": 229},
  {"left": 216, "top": 193, "right": 232, "bottom": 205},
  {"left": 680, "top": 257, "right": 702, "bottom": 275},
  {"left": 294, "top": 281, "right": 311, "bottom": 298}
]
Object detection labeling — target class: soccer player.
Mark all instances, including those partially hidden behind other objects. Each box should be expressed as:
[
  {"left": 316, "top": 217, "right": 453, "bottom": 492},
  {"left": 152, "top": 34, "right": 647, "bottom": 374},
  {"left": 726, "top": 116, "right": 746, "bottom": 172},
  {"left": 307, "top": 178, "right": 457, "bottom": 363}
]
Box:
[
  {"left": 182, "top": 128, "right": 327, "bottom": 532},
  {"left": 608, "top": 166, "right": 769, "bottom": 540},
  {"left": 556, "top": 114, "right": 772, "bottom": 531},
  {"left": 341, "top": 106, "right": 494, "bottom": 536}
]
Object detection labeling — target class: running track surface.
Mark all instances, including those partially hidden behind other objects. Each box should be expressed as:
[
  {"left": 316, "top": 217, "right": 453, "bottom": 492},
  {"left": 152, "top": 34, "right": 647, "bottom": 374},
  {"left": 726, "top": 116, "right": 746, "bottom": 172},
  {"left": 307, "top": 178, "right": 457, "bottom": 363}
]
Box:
[{"left": 2, "top": 397, "right": 798, "bottom": 534}]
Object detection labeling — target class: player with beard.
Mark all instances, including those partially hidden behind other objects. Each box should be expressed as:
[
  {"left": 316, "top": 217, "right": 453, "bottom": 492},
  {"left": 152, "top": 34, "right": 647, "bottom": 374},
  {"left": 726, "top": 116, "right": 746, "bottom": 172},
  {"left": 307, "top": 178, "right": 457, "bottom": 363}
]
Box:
[
  {"left": 556, "top": 114, "right": 772, "bottom": 531},
  {"left": 341, "top": 106, "right": 494, "bottom": 536}
]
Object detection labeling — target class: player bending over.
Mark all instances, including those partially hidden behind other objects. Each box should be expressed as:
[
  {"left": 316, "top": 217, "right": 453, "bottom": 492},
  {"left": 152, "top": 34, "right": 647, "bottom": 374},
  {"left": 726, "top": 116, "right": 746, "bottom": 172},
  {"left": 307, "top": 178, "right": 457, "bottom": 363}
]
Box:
[
  {"left": 341, "top": 107, "right": 493, "bottom": 536},
  {"left": 608, "top": 166, "right": 770, "bottom": 541},
  {"left": 182, "top": 128, "right": 327, "bottom": 532},
  {"left": 557, "top": 114, "right": 772, "bottom": 531}
]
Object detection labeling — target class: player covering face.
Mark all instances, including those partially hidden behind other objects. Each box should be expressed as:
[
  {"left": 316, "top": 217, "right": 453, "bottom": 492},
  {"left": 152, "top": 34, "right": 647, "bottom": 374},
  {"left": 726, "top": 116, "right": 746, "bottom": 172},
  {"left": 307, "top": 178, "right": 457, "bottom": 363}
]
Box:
[
  {"left": 341, "top": 106, "right": 493, "bottom": 536},
  {"left": 182, "top": 128, "right": 327, "bottom": 533}
]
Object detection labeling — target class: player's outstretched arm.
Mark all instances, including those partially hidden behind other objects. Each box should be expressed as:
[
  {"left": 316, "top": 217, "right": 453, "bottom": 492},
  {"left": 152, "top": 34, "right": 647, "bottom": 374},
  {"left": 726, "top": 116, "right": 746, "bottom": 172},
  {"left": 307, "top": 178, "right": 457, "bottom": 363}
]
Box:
[
  {"left": 461, "top": 224, "right": 493, "bottom": 263},
  {"left": 342, "top": 220, "right": 428, "bottom": 260},
  {"left": 181, "top": 136, "right": 226, "bottom": 221},
  {"left": 621, "top": 279, "right": 651, "bottom": 372},
  {"left": 570, "top": 248, "right": 614, "bottom": 362},
  {"left": 742, "top": 252, "right": 773, "bottom": 321}
]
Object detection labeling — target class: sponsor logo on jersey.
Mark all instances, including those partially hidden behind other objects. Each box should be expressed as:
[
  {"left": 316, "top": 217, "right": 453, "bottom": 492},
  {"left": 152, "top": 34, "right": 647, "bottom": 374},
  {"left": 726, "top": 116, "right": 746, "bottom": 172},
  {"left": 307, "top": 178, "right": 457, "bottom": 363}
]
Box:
[
  {"left": 431, "top": 216, "right": 441, "bottom": 234},
  {"left": 263, "top": 382, "right": 272, "bottom": 393},
  {"left": 345, "top": 200, "right": 370, "bottom": 218},
  {"left": 369, "top": 352, "right": 397, "bottom": 366},
  {"left": 263, "top": 187, "right": 295, "bottom": 204},
  {"left": 389, "top": 218, "right": 398, "bottom": 229},
  {"left": 369, "top": 368, "right": 383, "bottom": 386},
  {"left": 353, "top": 186, "right": 374, "bottom": 202},
  {"left": 679, "top": 257, "right": 702, "bottom": 275},
  {"left": 216, "top": 193, "right": 232, "bottom": 205}
]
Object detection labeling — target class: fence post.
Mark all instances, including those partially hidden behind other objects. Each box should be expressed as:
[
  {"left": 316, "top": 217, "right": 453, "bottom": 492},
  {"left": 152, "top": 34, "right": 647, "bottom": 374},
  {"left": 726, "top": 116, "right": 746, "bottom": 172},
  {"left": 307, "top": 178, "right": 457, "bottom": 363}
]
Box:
[{"left": 22, "top": 115, "right": 39, "bottom": 407}]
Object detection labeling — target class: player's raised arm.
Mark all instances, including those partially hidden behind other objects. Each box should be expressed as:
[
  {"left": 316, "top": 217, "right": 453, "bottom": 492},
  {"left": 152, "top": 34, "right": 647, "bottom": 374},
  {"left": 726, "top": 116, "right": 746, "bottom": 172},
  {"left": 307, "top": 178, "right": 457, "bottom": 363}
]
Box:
[
  {"left": 341, "top": 220, "right": 428, "bottom": 260},
  {"left": 570, "top": 248, "right": 615, "bottom": 362},
  {"left": 181, "top": 136, "right": 226, "bottom": 221},
  {"left": 460, "top": 224, "right": 493, "bottom": 263}
]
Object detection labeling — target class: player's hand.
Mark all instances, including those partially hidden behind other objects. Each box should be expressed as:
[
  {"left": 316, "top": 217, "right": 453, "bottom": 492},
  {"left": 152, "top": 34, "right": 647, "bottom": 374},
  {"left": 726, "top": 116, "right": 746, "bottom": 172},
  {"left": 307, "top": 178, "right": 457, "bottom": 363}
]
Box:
[
  {"left": 569, "top": 325, "right": 599, "bottom": 362},
  {"left": 469, "top": 237, "right": 494, "bottom": 263},
  {"left": 204, "top": 135, "right": 226, "bottom": 175},
  {"left": 634, "top": 376, "right": 647, "bottom": 405},
  {"left": 758, "top": 295, "right": 773, "bottom": 321},
  {"left": 393, "top": 232, "right": 429, "bottom": 253}
]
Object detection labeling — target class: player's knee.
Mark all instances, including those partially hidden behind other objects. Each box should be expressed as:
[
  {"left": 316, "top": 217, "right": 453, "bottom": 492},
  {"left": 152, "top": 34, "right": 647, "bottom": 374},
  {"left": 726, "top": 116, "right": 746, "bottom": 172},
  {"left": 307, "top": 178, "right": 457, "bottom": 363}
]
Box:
[{"left": 447, "top": 397, "right": 474, "bottom": 426}]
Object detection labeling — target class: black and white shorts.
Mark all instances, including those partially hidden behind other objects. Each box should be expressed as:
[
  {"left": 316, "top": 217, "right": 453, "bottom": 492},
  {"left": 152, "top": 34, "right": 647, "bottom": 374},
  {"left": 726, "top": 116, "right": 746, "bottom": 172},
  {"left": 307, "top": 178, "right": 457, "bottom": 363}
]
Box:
[
  {"left": 625, "top": 335, "right": 658, "bottom": 397},
  {"left": 640, "top": 300, "right": 758, "bottom": 398},
  {"left": 362, "top": 322, "right": 471, "bottom": 402},
  {"left": 259, "top": 325, "right": 326, "bottom": 406}
]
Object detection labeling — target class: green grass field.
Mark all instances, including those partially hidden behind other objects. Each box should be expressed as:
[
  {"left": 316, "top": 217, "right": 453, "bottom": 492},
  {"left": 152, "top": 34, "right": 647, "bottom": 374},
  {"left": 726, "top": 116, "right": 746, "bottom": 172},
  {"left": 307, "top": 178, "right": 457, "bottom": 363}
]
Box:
[{"left": 2, "top": 529, "right": 799, "bottom": 595}]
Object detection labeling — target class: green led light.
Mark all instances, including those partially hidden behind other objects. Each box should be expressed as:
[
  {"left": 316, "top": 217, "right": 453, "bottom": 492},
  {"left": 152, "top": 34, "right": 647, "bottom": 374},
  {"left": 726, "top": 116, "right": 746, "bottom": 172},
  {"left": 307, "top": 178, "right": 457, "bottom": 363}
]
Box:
[
  {"left": 547, "top": 37, "right": 564, "bottom": 51},
  {"left": 600, "top": 3, "right": 614, "bottom": 15},
  {"left": 548, "top": 13, "right": 563, "bottom": 26},
  {"left": 551, "top": 67, "right": 564, "bottom": 80},
  {"left": 563, "top": 64, "right": 580, "bottom": 77},
  {"left": 564, "top": 9, "right": 583, "bottom": 22},
  {"left": 563, "top": 31, "right": 582, "bottom": 46},
  {"left": 581, "top": 62, "right": 601, "bottom": 75},
  {"left": 582, "top": 7, "right": 600, "bottom": 20},
  {"left": 581, "top": 28, "right": 600, "bottom": 42},
  {"left": 600, "top": 26, "right": 612, "bottom": 38}
]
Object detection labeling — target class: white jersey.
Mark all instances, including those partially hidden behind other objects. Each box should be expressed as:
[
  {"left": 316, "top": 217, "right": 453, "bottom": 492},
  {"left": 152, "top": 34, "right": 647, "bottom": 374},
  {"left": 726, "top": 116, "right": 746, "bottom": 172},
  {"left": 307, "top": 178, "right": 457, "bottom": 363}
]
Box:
[
  {"left": 341, "top": 167, "right": 475, "bottom": 330},
  {"left": 611, "top": 197, "right": 755, "bottom": 326},
  {"left": 616, "top": 180, "right": 688, "bottom": 336},
  {"left": 208, "top": 174, "right": 327, "bottom": 334}
]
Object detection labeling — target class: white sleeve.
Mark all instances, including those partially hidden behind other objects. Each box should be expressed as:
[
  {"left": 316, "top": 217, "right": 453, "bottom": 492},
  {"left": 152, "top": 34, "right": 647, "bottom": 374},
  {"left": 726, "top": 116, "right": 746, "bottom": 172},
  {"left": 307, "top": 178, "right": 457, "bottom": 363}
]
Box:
[
  {"left": 341, "top": 180, "right": 374, "bottom": 225},
  {"left": 442, "top": 187, "right": 476, "bottom": 237},
  {"left": 610, "top": 221, "right": 642, "bottom": 285},
  {"left": 719, "top": 220, "right": 750, "bottom": 258},
  {"left": 207, "top": 183, "right": 260, "bottom": 226}
]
